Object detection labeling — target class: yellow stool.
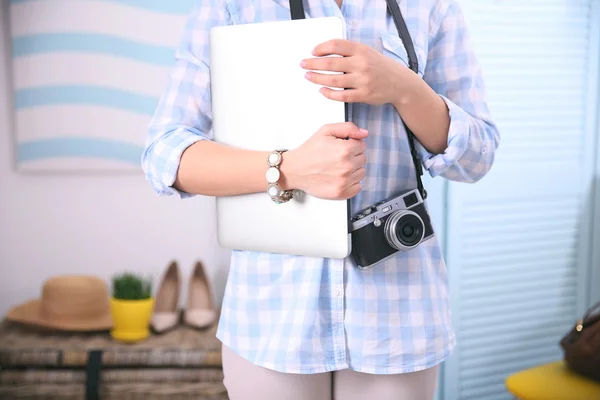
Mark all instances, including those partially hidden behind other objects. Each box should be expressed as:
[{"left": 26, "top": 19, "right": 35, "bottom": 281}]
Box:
[{"left": 505, "top": 360, "right": 600, "bottom": 400}]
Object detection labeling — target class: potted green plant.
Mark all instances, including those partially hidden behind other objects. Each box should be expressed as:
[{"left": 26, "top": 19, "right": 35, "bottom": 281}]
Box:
[{"left": 109, "top": 272, "right": 154, "bottom": 343}]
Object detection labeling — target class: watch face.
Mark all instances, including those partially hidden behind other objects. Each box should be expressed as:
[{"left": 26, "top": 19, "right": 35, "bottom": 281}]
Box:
[
  {"left": 265, "top": 167, "right": 281, "bottom": 183},
  {"left": 267, "top": 152, "right": 282, "bottom": 167}
]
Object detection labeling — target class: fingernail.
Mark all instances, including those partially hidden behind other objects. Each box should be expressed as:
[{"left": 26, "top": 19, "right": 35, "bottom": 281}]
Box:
[
  {"left": 300, "top": 60, "right": 306, "bottom": 68},
  {"left": 305, "top": 72, "right": 311, "bottom": 79},
  {"left": 311, "top": 49, "right": 316, "bottom": 56},
  {"left": 359, "top": 128, "right": 368, "bottom": 133}
]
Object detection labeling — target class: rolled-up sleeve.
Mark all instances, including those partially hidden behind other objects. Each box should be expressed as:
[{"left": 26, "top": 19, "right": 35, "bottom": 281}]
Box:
[
  {"left": 417, "top": 0, "right": 500, "bottom": 183},
  {"left": 142, "top": 0, "right": 231, "bottom": 198}
]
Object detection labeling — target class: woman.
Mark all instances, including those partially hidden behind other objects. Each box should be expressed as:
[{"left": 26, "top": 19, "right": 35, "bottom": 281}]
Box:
[{"left": 143, "top": 0, "right": 499, "bottom": 398}]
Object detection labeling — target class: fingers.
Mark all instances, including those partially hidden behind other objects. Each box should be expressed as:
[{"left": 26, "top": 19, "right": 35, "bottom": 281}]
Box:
[
  {"left": 305, "top": 71, "right": 356, "bottom": 89},
  {"left": 312, "top": 39, "right": 357, "bottom": 57},
  {"left": 344, "top": 167, "right": 366, "bottom": 199},
  {"left": 350, "top": 166, "right": 366, "bottom": 182},
  {"left": 341, "top": 151, "right": 366, "bottom": 183},
  {"left": 353, "top": 150, "right": 367, "bottom": 164},
  {"left": 342, "top": 183, "right": 362, "bottom": 199},
  {"left": 319, "top": 87, "right": 362, "bottom": 103},
  {"left": 344, "top": 139, "right": 367, "bottom": 158},
  {"left": 301, "top": 56, "right": 350, "bottom": 73},
  {"left": 324, "top": 122, "right": 368, "bottom": 140},
  {"left": 331, "top": 169, "right": 364, "bottom": 200}
]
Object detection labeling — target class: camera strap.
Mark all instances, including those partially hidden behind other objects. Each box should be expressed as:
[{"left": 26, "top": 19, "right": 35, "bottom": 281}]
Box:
[
  {"left": 288, "top": 0, "right": 427, "bottom": 200},
  {"left": 289, "top": 0, "right": 306, "bottom": 20},
  {"left": 384, "top": 0, "right": 426, "bottom": 200}
]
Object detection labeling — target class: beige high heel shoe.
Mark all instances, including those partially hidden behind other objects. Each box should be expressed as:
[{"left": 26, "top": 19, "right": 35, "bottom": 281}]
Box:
[
  {"left": 184, "top": 260, "right": 216, "bottom": 329},
  {"left": 151, "top": 261, "right": 181, "bottom": 333}
]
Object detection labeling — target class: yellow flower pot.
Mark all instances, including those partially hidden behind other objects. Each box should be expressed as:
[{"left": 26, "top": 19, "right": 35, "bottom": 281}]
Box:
[{"left": 109, "top": 297, "right": 155, "bottom": 343}]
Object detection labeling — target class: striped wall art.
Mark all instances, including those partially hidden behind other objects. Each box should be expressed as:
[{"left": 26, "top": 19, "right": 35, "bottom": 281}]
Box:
[{"left": 10, "top": 0, "right": 196, "bottom": 172}]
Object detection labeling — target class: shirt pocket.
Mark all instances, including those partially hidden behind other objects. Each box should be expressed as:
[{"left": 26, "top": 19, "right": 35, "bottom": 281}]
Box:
[{"left": 380, "top": 32, "right": 426, "bottom": 78}]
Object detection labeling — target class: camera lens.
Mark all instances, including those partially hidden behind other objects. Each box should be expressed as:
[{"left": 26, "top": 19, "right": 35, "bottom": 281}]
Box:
[
  {"left": 384, "top": 211, "right": 425, "bottom": 251},
  {"left": 396, "top": 214, "right": 423, "bottom": 247}
]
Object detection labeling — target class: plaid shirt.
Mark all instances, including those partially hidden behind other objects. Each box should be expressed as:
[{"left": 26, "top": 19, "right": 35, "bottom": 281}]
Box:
[{"left": 143, "top": 0, "right": 499, "bottom": 374}]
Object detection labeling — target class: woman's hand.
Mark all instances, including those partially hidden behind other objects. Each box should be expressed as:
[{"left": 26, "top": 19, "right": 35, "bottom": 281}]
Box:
[
  {"left": 281, "top": 122, "right": 368, "bottom": 200},
  {"left": 300, "top": 39, "right": 419, "bottom": 106}
]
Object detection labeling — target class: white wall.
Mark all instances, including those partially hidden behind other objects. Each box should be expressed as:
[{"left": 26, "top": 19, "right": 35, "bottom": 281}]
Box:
[{"left": 0, "top": 3, "right": 231, "bottom": 318}]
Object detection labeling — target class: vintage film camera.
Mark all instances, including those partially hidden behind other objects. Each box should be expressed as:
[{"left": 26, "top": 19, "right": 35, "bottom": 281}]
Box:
[{"left": 350, "top": 189, "right": 435, "bottom": 270}]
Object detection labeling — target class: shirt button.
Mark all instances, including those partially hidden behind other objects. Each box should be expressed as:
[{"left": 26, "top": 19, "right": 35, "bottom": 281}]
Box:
[
  {"left": 347, "top": 20, "right": 360, "bottom": 30},
  {"left": 336, "top": 288, "right": 343, "bottom": 296},
  {"left": 482, "top": 146, "right": 488, "bottom": 154}
]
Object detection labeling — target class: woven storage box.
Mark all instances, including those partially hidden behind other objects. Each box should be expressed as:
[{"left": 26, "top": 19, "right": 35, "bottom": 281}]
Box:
[
  {"left": 0, "top": 320, "right": 227, "bottom": 399},
  {"left": 0, "top": 383, "right": 228, "bottom": 400}
]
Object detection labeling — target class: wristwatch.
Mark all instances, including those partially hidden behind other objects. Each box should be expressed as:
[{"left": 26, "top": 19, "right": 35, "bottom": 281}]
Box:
[{"left": 266, "top": 150, "right": 294, "bottom": 204}]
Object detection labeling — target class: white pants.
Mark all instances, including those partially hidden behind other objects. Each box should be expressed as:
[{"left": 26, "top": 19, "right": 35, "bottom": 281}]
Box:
[{"left": 222, "top": 345, "right": 439, "bottom": 400}]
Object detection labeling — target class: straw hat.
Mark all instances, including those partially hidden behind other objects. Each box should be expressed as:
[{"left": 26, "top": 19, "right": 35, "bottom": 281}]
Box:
[{"left": 6, "top": 275, "right": 113, "bottom": 331}]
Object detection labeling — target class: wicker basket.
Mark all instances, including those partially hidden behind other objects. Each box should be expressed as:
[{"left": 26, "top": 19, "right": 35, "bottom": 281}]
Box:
[
  {"left": 0, "top": 382, "right": 229, "bottom": 400},
  {"left": 0, "top": 369, "right": 224, "bottom": 385},
  {"left": 0, "top": 320, "right": 222, "bottom": 368},
  {"left": 0, "top": 320, "right": 227, "bottom": 399}
]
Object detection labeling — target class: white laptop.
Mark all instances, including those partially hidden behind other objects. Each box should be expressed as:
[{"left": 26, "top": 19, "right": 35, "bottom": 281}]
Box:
[{"left": 209, "top": 16, "right": 351, "bottom": 259}]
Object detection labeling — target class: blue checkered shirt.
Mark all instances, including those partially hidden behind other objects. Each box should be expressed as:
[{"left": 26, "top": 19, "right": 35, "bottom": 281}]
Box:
[{"left": 143, "top": 0, "right": 499, "bottom": 374}]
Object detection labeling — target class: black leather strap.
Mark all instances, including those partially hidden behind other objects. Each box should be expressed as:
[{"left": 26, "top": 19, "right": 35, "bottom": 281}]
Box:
[
  {"left": 287, "top": 0, "right": 427, "bottom": 200},
  {"left": 85, "top": 350, "right": 102, "bottom": 400},
  {"left": 289, "top": 0, "right": 305, "bottom": 20},
  {"left": 386, "top": 0, "right": 418, "bottom": 74},
  {"left": 385, "top": 0, "right": 426, "bottom": 200}
]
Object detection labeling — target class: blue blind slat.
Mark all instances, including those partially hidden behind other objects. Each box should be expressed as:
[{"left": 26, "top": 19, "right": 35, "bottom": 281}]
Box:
[{"left": 441, "top": 1, "right": 597, "bottom": 399}]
